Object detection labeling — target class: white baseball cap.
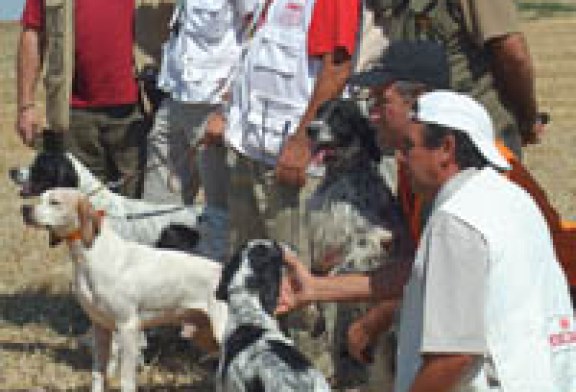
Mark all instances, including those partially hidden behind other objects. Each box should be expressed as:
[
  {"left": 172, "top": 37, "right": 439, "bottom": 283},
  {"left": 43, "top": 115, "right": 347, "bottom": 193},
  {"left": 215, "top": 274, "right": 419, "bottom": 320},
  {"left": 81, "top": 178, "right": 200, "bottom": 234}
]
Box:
[{"left": 413, "top": 91, "right": 511, "bottom": 170}]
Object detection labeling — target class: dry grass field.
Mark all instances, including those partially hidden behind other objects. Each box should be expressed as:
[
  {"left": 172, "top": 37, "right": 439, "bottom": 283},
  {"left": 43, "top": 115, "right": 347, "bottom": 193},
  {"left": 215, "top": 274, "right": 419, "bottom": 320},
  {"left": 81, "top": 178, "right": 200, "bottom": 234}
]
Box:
[{"left": 1, "top": 7, "right": 576, "bottom": 391}]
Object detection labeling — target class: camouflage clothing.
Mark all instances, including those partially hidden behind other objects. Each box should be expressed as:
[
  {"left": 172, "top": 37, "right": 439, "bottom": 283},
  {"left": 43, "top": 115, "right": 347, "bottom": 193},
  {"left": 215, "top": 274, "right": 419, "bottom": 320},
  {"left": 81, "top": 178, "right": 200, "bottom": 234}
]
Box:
[{"left": 370, "top": 0, "right": 522, "bottom": 156}]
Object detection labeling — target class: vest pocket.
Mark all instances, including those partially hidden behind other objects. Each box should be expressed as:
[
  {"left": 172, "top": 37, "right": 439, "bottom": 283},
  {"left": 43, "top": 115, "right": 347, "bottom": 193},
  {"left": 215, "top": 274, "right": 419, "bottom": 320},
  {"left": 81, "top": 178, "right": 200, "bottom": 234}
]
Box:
[
  {"left": 244, "top": 95, "right": 304, "bottom": 156},
  {"left": 252, "top": 29, "right": 301, "bottom": 78},
  {"left": 184, "top": 0, "right": 231, "bottom": 41}
]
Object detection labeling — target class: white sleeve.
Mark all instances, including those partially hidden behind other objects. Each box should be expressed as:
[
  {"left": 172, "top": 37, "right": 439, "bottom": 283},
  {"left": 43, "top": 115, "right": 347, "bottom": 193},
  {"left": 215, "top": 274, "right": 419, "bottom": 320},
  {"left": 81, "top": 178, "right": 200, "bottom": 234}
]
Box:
[{"left": 421, "top": 212, "right": 489, "bottom": 354}]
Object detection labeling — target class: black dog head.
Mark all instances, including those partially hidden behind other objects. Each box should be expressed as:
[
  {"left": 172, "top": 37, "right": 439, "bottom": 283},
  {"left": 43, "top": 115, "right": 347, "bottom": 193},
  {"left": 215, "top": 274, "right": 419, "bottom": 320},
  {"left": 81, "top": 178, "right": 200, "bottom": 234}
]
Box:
[
  {"left": 307, "top": 99, "right": 381, "bottom": 170},
  {"left": 155, "top": 224, "right": 201, "bottom": 253},
  {"left": 10, "top": 152, "right": 78, "bottom": 198},
  {"left": 216, "top": 239, "right": 284, "bottom": 315}
]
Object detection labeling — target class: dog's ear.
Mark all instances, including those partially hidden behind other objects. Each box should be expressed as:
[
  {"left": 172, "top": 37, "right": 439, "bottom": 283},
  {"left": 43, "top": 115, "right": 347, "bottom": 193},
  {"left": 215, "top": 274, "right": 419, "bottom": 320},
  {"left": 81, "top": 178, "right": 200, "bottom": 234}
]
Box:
[
  {"left": 155, "top": 224, "right": 200, "bottom": 252},
  {"left": 215, "top": 250, "right": 243, "bottom": 302},
  {"left": 245, "top": 241, "right": 283, "bottom": 314},
  {"left": 77, "top": 197, "right": 99, "bottom": 248},
  {"left": 28, "top": 153, "right": 79, "bottom": 196}
]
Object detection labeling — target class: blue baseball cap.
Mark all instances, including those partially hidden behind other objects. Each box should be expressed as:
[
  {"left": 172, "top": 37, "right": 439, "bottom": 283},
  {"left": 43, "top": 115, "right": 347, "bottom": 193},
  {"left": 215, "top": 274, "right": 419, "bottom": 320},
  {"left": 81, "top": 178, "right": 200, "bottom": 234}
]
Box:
[{"left": 350, "top": 40, "right": 450, "bottom": 89}]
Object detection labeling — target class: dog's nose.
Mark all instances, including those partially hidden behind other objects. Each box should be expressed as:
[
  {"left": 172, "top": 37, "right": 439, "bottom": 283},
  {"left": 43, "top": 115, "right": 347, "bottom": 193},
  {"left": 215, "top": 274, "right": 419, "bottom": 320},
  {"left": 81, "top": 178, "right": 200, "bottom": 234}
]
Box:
[
  {"left": 9, "top": 167, "right": 27, "bottom": 185},
  {"left": 306, "top": 120, "right": 321, "bottom": 140},
  {"left": 306, "top": 120, "right": 335, "bottom": 148},
  {"left": 19, "top": 183, "right": 35, "bottom": 198},
  {"left": 22, "top": 205, "right": 34, "bottom": 225}
]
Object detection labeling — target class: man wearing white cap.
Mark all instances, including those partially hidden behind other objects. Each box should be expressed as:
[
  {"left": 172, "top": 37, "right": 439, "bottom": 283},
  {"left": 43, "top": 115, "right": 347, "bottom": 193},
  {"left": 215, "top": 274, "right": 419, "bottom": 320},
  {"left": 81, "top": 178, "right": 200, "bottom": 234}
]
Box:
[{"left": 277, "top": 91, "right": 576, "bottom": 391}]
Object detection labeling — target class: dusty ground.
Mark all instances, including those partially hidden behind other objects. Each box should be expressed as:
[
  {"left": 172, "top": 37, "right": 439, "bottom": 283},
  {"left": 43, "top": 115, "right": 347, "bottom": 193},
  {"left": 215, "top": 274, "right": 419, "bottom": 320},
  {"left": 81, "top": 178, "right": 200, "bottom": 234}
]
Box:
[
  {"left": 0, "top": 21, "right": 214, "bottom": 392},
  {"left": 1, "top": 7, "right": 576, "bottom": 391}
]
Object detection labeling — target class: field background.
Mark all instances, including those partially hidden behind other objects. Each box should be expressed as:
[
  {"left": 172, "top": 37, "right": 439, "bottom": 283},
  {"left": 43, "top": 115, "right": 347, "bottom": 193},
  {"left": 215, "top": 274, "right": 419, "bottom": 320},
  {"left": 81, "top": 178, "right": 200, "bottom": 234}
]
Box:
[{"left": 1, "top": 4, "right": 576, "bottom": 390}]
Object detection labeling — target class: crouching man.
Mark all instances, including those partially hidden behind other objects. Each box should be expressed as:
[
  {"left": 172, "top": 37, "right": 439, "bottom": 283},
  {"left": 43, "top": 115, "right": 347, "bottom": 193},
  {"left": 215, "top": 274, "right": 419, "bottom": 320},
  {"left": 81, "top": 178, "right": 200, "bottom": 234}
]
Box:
[{"left": 277, "top": 91, "right": 576, "bottom": 391}]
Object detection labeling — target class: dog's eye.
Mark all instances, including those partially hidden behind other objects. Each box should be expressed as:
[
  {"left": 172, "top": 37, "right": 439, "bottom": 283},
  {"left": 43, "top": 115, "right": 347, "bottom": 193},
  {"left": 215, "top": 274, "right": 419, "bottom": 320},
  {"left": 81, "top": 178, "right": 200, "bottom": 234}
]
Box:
[{"left": 49, "top": 199, "right": 61, "bottom": 206}]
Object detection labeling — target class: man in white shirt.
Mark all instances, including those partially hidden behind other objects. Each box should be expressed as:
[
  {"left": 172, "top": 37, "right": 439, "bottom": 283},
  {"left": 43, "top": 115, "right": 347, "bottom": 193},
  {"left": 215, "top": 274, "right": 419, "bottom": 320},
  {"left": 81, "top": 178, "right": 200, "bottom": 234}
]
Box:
[
  {"left": 277, "top": 91, "right": 576, "bottom": 391},
  {"left": 143, "top": 0, "right": 260, "bottom": 209}
]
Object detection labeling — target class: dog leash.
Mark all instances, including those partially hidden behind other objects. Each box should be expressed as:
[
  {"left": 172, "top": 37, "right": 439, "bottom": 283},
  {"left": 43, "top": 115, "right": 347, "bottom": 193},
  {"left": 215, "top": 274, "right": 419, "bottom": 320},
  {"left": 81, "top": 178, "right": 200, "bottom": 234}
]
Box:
[
  {"left": 87, "top": 1, "right": 274, "bottom": 200},
  {"left": 87, "top": 140, "right": 201, "bottom": 199}
]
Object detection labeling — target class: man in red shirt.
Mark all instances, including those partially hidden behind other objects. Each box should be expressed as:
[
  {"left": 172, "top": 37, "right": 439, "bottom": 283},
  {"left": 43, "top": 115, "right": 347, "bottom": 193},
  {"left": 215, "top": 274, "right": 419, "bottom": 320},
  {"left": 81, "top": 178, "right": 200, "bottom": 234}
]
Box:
[
  {"left": 274, "top": 0, "right": 361, "bottom": 187},
  {"left": 17, "top": 0, "right": 144, "bottom": 197}
]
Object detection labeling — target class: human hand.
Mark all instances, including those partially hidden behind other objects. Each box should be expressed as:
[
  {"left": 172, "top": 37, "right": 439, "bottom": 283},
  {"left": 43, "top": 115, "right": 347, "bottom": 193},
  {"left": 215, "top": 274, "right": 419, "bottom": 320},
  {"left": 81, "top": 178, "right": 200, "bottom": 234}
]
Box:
[
  {"left": 16, "top": 105, "right": 40, "bottom": 147},
  {"left": 521, "top": 112, "right": 549, "bottom": 146},
  {"left": 202, "top": 111, "right": 226, "bottom": 146},
  {"left": 347, "top": 318, "right": 377, "bottom": 364},
  {"left": 275, "top": 246, "right": 315, "bottom": 315},
  {"left": 274, "top": 132, "right": 311, "bottom": 188}
]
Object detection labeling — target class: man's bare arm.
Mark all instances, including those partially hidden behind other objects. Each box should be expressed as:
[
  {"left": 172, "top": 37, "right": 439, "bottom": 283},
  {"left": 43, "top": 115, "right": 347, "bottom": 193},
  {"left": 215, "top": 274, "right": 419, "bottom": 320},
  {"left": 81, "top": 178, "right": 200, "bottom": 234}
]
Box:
[
  {"left": 275, "top": 48, "right": 352, "bottom": 187},
  {"left": 16, "top": 27, "right": 44, "bottom": 146},
  {"left": 277, "top": 248, "right": 412, "bottom": 315},
  {"left": 295, "top": 47, "right": 353, "bottom": 140},
  {"left": 409, "top": 353, "right": 476, "bottom": 392},
  {"left": 347, "top": 299, "right": 399, "bottom": 363},
  {"left": 487, "top": 32, "right": 543, "bottom": 144}
]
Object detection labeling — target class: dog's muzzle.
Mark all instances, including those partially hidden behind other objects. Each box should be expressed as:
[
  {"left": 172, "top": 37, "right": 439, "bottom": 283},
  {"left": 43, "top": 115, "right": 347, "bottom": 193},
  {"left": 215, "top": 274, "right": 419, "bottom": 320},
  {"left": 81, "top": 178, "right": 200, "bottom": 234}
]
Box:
[
  {"left": 21, "top": 205, "right": 35, "bottom": 226},
  {"left": 10, "top": 168, "right": 41, "bottom": 198},
  {"left": 307, "top": 120, "right": 338, "bottom": 163}
]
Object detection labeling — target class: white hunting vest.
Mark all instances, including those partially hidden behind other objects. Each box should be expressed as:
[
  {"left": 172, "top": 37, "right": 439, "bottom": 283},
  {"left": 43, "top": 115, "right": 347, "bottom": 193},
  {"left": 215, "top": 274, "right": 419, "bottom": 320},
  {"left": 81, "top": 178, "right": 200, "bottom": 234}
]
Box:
[
  {"left": 225, "top": 0, "right": 320, "bottom": 165},
  {"left": 158, "top": 0, "right": 258, "bottom": 103},
  {"left": 396, "top": 168, "right": 576, "bottom": 392}
]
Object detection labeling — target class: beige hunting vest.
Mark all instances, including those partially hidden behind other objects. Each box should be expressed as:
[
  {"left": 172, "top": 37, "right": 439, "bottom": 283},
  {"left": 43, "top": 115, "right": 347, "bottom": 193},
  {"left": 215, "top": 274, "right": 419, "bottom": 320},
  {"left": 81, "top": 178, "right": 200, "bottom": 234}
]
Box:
[{"left": 359, "top": 0, "right": 519, "bottom": 153}]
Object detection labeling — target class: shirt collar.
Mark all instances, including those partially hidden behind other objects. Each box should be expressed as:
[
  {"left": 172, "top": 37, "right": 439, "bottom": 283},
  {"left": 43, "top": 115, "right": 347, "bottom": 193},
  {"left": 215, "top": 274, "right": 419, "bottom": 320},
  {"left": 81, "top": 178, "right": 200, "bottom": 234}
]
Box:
[{"left": 431, "top": 168, "right": 479, "bottom": 212}]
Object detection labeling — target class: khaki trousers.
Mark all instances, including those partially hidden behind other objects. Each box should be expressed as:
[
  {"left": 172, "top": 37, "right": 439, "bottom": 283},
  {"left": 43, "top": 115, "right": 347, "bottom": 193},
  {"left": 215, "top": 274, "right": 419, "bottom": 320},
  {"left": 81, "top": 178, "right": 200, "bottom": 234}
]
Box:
[
  {"left": 142, "top": 97, "right": 228, "bottom": 208},
  {"left": 65, "top": 104, "right": 145, "bottom": 198}
]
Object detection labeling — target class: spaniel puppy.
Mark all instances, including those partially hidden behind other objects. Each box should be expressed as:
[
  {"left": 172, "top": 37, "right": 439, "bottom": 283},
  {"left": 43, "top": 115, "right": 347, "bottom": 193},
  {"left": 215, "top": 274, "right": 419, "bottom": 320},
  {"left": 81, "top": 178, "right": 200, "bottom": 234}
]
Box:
[
  {"left": 215, "top": 240, "right": 331, "bottom": 392},
  {"left": 22, "top": 188, "right": 227, "bottom": 392}
]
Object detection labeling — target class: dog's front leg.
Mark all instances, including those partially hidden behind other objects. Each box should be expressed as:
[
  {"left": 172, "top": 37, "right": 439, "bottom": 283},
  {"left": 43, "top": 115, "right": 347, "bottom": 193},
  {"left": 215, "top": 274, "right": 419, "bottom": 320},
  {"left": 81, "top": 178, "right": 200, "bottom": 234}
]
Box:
[
  {"left": 92, "top": 324, "right": 112, "bottom": 392},
  {"left": 117, "top": 320, "right": 140, "bottom": 392}
]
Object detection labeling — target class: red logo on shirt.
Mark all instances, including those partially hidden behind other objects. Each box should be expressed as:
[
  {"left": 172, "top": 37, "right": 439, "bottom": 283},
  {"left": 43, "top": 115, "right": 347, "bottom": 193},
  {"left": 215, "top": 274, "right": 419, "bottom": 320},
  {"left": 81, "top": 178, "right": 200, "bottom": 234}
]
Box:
[
  {"left": 560, "top": 317, "right": 571, "bottom": 330},
  {"left": 277, "top": 2, "right": 304, "bottom": 27},
  {"left": 286, "top": 2, "right": 303, "bottom": 10},
  {"left": 550, "top": 331, "right": 576, "bottom": 347}
]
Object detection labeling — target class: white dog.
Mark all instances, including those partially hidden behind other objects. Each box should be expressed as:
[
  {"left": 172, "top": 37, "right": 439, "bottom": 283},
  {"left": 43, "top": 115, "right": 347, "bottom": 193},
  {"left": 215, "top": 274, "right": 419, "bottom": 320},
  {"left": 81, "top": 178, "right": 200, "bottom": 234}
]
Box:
[
  {"left": 215, "top": 239, "right": 331, "bottom": 392},
  {"left": 10, "top": 152, "right": 228, "bottom": 261},
  {"left": 22, "top": 188, "right": 228, "bottom": 392}
]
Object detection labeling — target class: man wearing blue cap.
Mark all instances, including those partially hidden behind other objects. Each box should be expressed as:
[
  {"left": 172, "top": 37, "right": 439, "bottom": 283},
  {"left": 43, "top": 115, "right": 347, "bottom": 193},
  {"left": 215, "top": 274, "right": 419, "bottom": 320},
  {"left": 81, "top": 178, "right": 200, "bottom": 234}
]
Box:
[{"left": 363, "top": 0, "right": 545, "bottom": 159}]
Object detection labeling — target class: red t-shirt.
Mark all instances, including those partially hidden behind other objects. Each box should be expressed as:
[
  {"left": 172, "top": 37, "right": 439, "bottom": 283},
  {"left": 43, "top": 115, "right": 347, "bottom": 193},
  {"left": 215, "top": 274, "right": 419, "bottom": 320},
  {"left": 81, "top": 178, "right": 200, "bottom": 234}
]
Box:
[
  {"left": 307, "top": 0, "right": 360, "bottom": 57},
  {"left": 21, "top": 0, "right": 139, "bottom": 108}
]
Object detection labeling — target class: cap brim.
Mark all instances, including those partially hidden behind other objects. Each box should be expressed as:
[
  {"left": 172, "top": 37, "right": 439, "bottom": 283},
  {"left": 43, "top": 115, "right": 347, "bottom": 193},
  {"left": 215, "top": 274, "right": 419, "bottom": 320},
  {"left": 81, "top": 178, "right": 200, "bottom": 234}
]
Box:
[
  {"left": 473, "top": 139, "right": 512, "bottom": 171},
  {"left": 349, "top": 70, "right": 396, "bottom": 87}
]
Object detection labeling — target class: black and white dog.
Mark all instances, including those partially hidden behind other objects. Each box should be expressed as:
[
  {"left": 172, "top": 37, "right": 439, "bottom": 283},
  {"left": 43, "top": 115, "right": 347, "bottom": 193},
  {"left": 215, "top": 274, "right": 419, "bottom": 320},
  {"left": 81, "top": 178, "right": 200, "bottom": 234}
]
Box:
[
  {"left": 215, "top": 240, "right": 331, "bottom": 392},
  {"left": 9, "top": 148, "right": 228, "bottom": 261},
  {"left": 306, "top": 98, "right": 407, "bottom": 274},
  {"left": 306, "top": 99, "right": 410, "bottom": 388}
]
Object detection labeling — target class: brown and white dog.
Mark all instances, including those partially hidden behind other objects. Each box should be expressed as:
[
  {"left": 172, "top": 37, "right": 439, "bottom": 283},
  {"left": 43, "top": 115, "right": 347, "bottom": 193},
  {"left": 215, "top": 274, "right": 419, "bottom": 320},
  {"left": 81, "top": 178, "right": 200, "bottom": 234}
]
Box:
[{"left": 22, "top": 188, "right": 227, "bottom": 392}]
